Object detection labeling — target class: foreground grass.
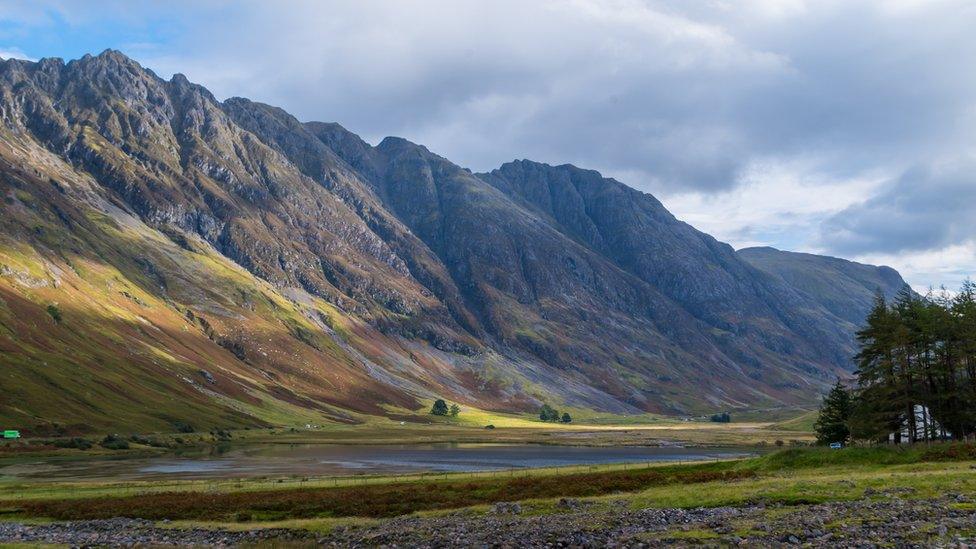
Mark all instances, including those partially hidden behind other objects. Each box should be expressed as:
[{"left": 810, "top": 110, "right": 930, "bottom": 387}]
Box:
[
  {"left": 0, "top": 459, "right": 734, "bottom": 503},
  {"left": 156, "top": 457, "right": 976, "bottom": 536},
  {"left": 4, "top": 444, "right": 976, "bottom": 524}
]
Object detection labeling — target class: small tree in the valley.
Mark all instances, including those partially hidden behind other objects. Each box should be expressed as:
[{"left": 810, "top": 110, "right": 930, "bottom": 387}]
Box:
[
  {"left": 561, "top": 412, "right": 572, "bottom": 423},
  {"left": 449, "top": 403, "right": 460, "bottom": 417},
  {"left": 539, "top": 404, "right": 559, "bottom": 422},
  {"left": 814, "top": 381, "right": 853, "bottom": 445},
  {"left": 710, "top": 412, "right": 731, "bottom": 423},
  {"left": 430, "top": 399, "right": 449, "bottom": 416}
]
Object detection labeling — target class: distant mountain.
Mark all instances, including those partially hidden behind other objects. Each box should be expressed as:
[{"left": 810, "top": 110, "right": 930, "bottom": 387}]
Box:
[
  {"left": 0, "top": 51, "right": 910, "bottom": 433},
  {"left": 738, "top": 246, "right": 908, "bottom": 329}
]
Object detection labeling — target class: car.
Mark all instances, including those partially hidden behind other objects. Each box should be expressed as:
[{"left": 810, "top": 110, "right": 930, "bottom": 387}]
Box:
[{"left": 829, "top": 442, "right": 843, "bottom": 449}]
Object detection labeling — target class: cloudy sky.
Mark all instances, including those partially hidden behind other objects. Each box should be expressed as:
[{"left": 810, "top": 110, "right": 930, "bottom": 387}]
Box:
[{"left": 2, "top": 0, "right": 974, "bottom": 290}]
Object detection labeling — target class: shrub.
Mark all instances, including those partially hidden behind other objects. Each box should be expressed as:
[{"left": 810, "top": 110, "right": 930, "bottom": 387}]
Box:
[
  {"left": 100, "top": 434, "right": 130, "bottom": 450},
  {"left": 172, "top": 421, "right": 195, "bottom": 433},
  {"left": 52, "top": 437, "right": 92, "bottom": 450},
  {"left": 561, "top": 413, "right": 572, "bottom": 423},
  {"left": 45, "top": 304, "right": 62, "bottom": 323},
  {"left": 710, "top": 412, "right": 731, "bottom": 423},
  {"left": 484, "top": 424, "right": 495, "bottom": 430}
]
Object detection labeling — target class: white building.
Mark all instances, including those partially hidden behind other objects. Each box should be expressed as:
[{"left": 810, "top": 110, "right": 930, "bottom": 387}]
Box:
[{"left": 888, "top": 404, "right": 949, "bottom": 443}]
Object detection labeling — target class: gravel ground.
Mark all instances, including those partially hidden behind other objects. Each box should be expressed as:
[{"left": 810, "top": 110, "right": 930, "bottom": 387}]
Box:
[
  {"left": 321, "top": 495, "right": 976, "bottom": 547},
  {"left": 0, "top": 518, "right": 313, "bottom": 546},
  {"left": 3, "top": 494, "right": 976, "bottom": 547}
]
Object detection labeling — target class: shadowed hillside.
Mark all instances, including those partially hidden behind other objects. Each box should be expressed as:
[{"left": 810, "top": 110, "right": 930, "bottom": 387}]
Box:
[{"left": 739, "top": 246, "right": 908, "bottom": 330}]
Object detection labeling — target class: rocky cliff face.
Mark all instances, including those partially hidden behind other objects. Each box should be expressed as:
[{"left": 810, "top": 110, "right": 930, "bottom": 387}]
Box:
[{"left": 0, "top": 51, "right": 910, "bottom": 432}]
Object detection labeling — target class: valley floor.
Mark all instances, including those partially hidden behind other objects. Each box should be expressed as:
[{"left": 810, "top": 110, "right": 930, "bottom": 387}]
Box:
[
  {"left": 2, "top": 444, "right": 976, "bottom": 546},
  {"left": 0, "top": 409, "right": 815, "bottom": 465}
]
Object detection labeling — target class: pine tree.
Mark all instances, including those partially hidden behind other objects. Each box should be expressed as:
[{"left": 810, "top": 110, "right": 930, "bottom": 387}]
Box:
[
  {"left": 449, "top": 403, "right": 460, "bottom": 417},
  {"left": 953, "top": 281, "right": 976, "bottom": 434},
  {"left": 850, "top": 292, "right": 903, "bottom": 441},
  {"left": 846, "top": 281, "right": 976, "bottom": 443},
  {"left": 815, "top": 381, "right": 853, "bottom": 445}
]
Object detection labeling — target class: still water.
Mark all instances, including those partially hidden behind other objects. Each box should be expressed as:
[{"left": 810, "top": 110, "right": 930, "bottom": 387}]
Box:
[{"left": 0, "top": 444, "right": 753, "bottom": 482}]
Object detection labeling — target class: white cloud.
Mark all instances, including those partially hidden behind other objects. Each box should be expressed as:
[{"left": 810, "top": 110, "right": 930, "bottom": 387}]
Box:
[
  {"left": 853, "top": 243, "right": 976, "bottom": 294},
  {"left": 0, "top": 46, "right": 34, "bottom": 61},
  {"left": 661, "top": 158, "right": 887, "bottom": 251}
]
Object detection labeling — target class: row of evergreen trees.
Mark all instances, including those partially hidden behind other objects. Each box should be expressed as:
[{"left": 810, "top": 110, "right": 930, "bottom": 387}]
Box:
[
  {"left": 815, "top": 283, "right": 976, "bottom": 444},
  {"left": 429, "top": 399, "right": 573, "bottom": 424}
]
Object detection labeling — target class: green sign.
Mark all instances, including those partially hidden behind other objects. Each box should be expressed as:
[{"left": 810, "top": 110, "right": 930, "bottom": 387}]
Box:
[{"left": 2, "top": 430, "right": 20, "bottom": 439}]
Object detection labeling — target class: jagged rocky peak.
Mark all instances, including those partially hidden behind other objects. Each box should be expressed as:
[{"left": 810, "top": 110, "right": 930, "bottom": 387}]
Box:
[{"left": 68, "top": 49, "right": 165, "bottom": 99}]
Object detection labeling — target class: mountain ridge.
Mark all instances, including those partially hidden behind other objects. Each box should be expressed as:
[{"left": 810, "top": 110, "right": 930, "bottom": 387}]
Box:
[
  {"left": 0, "top": 50, "right": 909, "bottom": 432},
  {"left": 738, "top": 246, "right": 908, "bottom": 330}
]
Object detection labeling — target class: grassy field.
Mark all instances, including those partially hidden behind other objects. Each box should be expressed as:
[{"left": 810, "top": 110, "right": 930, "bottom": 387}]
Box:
[
  {"left": 3, "top": 443, "right": 976, "bottom": 532},
  {"left": 222, "top": 401, "right": 816, "bottom": 448},
  {"left": 0, "top": 405, "right": 815, "bottom": 462},
  {"left": 768, "top": 410, "right": 818, "bottom": 432},
  {"left": 232, "top": 421, "right": 811, "bottom": 448}
]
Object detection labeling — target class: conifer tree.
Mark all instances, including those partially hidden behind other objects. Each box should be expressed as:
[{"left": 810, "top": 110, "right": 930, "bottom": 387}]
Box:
[
  {"left": 849, "top": 282, "right": 976, "bottom": 443},
  {"left": 815, "top": 381, "right": 852, "bottom": 445},
  {"left": 850, "top": 292, "right": 904, "bottom": 441}
]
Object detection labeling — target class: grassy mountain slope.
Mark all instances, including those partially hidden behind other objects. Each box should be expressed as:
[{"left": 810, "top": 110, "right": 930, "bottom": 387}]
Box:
[{"left": 0, "top": 133, "right": 430, "bottom": 432}]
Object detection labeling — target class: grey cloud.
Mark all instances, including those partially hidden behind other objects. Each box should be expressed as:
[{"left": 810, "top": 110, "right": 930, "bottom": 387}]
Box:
[{"left": 820, "top": 161, "right": 976, "bottom": 256}]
